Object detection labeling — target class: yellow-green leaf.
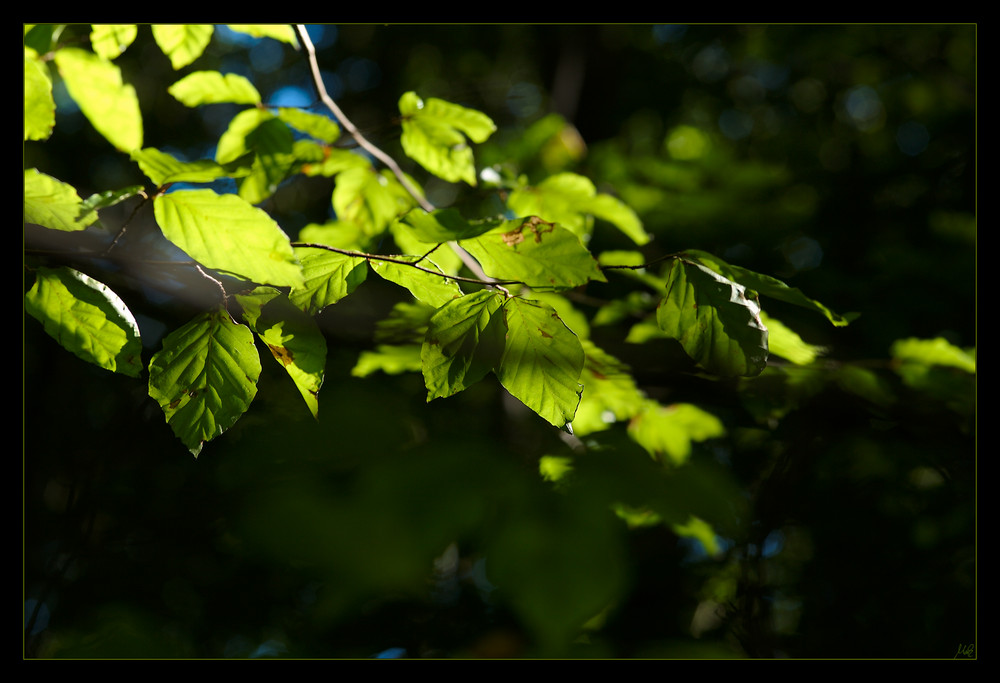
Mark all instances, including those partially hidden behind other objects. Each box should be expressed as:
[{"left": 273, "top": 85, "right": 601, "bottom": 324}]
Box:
[
  {"left": 151, "top": 24, "right": 213, "bottom": 70},
  {"left": 54, "top": 47, "right": 143, "bottom": 152}
]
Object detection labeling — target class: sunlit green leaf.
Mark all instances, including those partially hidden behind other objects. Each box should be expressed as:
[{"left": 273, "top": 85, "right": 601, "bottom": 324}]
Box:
[
  {"left": 151, "top": 24, "right": 213, "bottom": 70},
  {"left": 53, "top": 47, "right": 142, "bottom": 152},
  {"left": 168, "top": 71, "right": 261, "bottom": 106},
  {"left": 352, "top": 345, "right": 423, "bottom": 378},
  {"left": 79, "top": 185, "right": 145, "bottom": 214},
  {"left": 24, "top": 48, "right": 54, "bottom": 141},
  {"left": 89, "top": 24, "right": 137, "bottom": 60},
  {"left": 671, "top": 515, "right": 722, "bottom": 556},
  {"left": 399, "top": 91, "right": 496, "bottom": 185},
  {"left": 396, "top": 208, "right": 503, "bottom": 243},
  {"left": 216, "top": 108, "right": 274, "bottom": 164},
  {"left": 333, "top": 167, "right": 413, "bottom": 236},
  {"left": 23, "top": 169, "right": 97, "bottom": 231},
  {"left": 686, "top": 250, "right": 856, "bottom": 327},
  {"left": 627, "top": 401, "right": 726, "bottom": 465},
  {"left": 226, "top": 24, "right": 297, "bottom": 45},
  {"left": 131, "top": 147, "right": 252, "bottom": 186},
  {"left": 891, "top": 337, "right": 976, "bottom": 374},
  {"left": 148, "top": 308, "right": 261, "bottom": 456},
  {"left": 153, "top": 189, "right": 303, "bottom": 287},
  {"left": 422, "top": 290, "right": 505, "bottom": 400},
  {"left": 496, "top": 297, "right": 585, "bottom": 428},
  {"left": 461, "top": 216, "right": 606, "bottom": 291},
  {"left": 237, "top": 287, "right": 327, "bottom": 418},
  {"left": 762, "top": 311, "right": 827, "bottom": 365},
  {"left": 276, "top": 108, "right": 341, "bottom": 144},
  {"left": 370, "top": 258, "right": 462, "bottom": 307},
  {"left": 238, "top": 118, "right": 297, "bottom": 204},
  {"left": 25, "top": 267, "right": 143, "bottom": 377},
  {"left": 657, "top": 258, "right": 769, "bottom": 377},
  {"left": 288, "top": 246, "right": 368, "bottom": 314},
  {"left": 572, "top": 341, "right": 646, "bottom": 436},
  {"left": 508, "top": 172, "right": 650, "bottom": 244}
]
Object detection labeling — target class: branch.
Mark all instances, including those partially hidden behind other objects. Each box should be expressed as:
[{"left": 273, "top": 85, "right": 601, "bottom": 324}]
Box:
[
  {"left": 292, "top": 24, "right": 501, "bottom": 291},
  {"left": 293, "top": 241, "right": 521, "bottom": 291}
]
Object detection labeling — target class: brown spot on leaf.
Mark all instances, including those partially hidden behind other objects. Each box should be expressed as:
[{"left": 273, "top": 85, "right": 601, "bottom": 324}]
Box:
[{"left": 267, "top": 343, "right": 294, "bottom": 366}]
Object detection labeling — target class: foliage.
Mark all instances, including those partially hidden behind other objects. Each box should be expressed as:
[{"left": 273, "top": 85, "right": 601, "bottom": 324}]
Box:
[{"left": 24, "top": 24, "right": 975, "bottom": 659}]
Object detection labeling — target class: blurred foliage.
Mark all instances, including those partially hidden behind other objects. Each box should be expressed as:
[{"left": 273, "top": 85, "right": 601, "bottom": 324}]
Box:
[{"left": 25, "top": 24, "right": 974, "bottom": 658}]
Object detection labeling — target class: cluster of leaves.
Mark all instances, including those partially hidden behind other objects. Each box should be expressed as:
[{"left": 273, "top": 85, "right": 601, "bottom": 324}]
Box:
[
  {"left": 24, "top": 23, "right": 858, "bottom": 459},
  {"left": 24, "top": 24, "right": 977, "bottom": 657}
]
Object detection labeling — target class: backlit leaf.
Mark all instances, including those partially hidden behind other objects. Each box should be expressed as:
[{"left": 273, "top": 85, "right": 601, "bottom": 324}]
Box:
[
  {"left": 24, "top": 169, "right": 98, "bottom": 231},
  {"left": 496, "top": 297, "right": 585, "bottom": 428},
  {"left": 24, "top": 48, "right": 54, "bottom": 141},
  {"left": 148, "top": 308, "right": 261, "bottom": 456},
  {"left": 25, "top": 267, "right": 143, "bottom": 377},
  {"left": 685, "top": 249, "right": 856, "bottom": 327},
  {"left": 89, "top": 24, "right": 137, "bottom": 60},
  {"left": 370, "top": 258, "right": 462, "bottom": 307},
  {"left": 151, "top": 24, "right": 213, "bottom": 70},
  {"left": 461, "top": 216, "right": 606, "bottom": 291},
  {"left": 226, "top": 24, "right": 297, "bottom": 45},
  {"left": 131, "top": 147, "right": 253, "bottom": 186},
  {"left": 288, "top": 246, "right": 368, "bottom": 314},
  {"left": 54, "top": 47, "right": 142, "bottom": 152},
  {"left": 422, "top": 290, "right": 505, "bottom": 400},
  {"left": 656, "top": 258, "right": 769, "bottom": 377},
  {"left": 237, "top": 287, "right": 327, "bottom": 419},
  {"left": 154, "top": 189, "right": 303, "bottom": 287},
  {"left": 399, "top": 91, "right": 496, "bottom": 185},
  {"left": 168, "top": 71, "right": 261, "bottom": 106}
]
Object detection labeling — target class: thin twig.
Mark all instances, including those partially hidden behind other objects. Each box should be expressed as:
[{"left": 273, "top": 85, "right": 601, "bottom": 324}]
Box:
[
  {"left": 292, "top": 24, "right": 503, "bottom": 293},
  {"left": 293, "top": 241, "right": 522, "bottom": 289}
]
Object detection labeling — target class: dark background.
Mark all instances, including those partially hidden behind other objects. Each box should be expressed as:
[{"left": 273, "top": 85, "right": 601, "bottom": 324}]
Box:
[{"left": 24, "top": 24, "right": 975, "bottom": 658}]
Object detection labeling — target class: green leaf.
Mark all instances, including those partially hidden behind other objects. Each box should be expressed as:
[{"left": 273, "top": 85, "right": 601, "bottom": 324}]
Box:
[
  {"left": 398, "top": 91, "right": 496, "bottom": 185},
  {"left": 288, "top": 246, "right": 368, "bottom": 314},
  {"left": 508, "top": 172, "right": 650, "bottom": 245},
  {"left": 352, "top": 345, "right": 424, "bottom": 378},
  {"left": 496, "top": 297, "right": 585, "bottom": 428},
  {"left": 53, "top": 47, "right": 142, "bottom": 152},
  {"left": 168, "top": 71, "right": 261, "bottom": 106},
  {"left": 151, "top": 24, "right": 213, "bottom": 70},
  {"left": 627, "top": 401, "right": 726, "bottom": 465},
  {"left": 236, "top": 287, "right": 327, "bottom": 419},
  {"left": 89, "top": 24, "right": 137, "bottom": 60},
  {"left": 388, "top": 222, "right": 464, "bottom": 275},
  {"left": 656, "top": 258, "right": 769, "bottom": 377},
  {"left": 296, "top": 144, "right": 369, "bottom": 177},
  {"left": 333, "top": 167, "right": 413, "bottom": 236},
  {"left": 396, "top": 208, "right": 504, "bottom": 243},
  {"left": 148, "top": 308, "right": 261, "bottom": 456},
  {"left": 24, "top": 48, "right": 55, "bottom": 141},
  {"left": 24, "top": 169, "right": 98, "bottom": 231},
  {"left": 226, "top": 24, "right": 298, "bottom": 45},
  {"left": 461, "top": 216, "right": 606, "bottom": 291},
  {"left": 153, "top": 189, "right": 303, "bottom": 287},
  {"left": 79, "top": 185, "right": 145, "bottom": 214},
  {"left": 572, "top": 341, "right": 646, "bottom": 436},
  {"left": 685, "top": 249, "right": 856, "bottom": 327},
  {"left": 276, "top": 108, "right": 341, "bottom": 144},
  {"left": 371, "top": 258, "right": 462, "bottom": 308},
  {"left": 891, "top": 337, "right": 976, "bottom": 374},
  {"left": 25, "top": 267, "right": 143, "bottom": 377},
  {"left": 216, "top": 108, "right": 275, "bottom": 164},
  {"left": 761, "top": 311, "right": 827, "bottom": 365},
  {"left": 422, "top": 290, "right": 505, "bottom": 400},
  {"left": 583, "top": 192, "right": 650, "bottom": 246},
  {"left": 131, "top": 148, "right": 253, "bottom": 186},
  {"left": 238, "top": 117, "right": 297, "bottom": 204}
]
